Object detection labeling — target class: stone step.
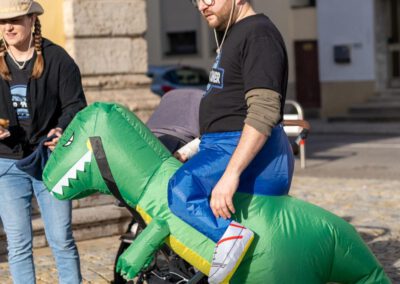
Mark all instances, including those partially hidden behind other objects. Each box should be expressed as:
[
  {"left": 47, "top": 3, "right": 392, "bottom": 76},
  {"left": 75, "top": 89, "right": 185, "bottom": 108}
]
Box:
[
  {"left": 329, "top": 113, "right": 400, "bottom": 122},
  {"left": 1, "top": 204, "right": 132, "bottom": 257},
  {"left": 72, "top": 194, "right": 116, "bottom": 210},
  {"left": 378, "top": 89, "right": 400, "bottom": 97},
  {"left": 308, "top": 119, "right": 400, "bottom": 135},
  {"left": 31, "top": 194, "right": 116, "bottom": 216},
  {"left": 349, "top": 105, "right": 400, "bottom": 116},
  {"left": 333, "top": 89, "right": 400, "bottom": 122},
  {"left": 85, "top": 88, "right": 160, "bottom": 122},
  {"left": 367, "top": 96, "right": 400, "bottom": 103}
]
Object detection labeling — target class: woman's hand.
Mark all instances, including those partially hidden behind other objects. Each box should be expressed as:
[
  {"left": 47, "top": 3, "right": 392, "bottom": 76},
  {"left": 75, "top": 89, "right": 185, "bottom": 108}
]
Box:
[
  {"left": 44, "top": 127, "right": 63, "bottom": 151},
  {"left": 0, "top": 126, "right": 10, "bottom": 140},
  {"left": 210, "top": 173, "right": 239, "bottom": 220}
]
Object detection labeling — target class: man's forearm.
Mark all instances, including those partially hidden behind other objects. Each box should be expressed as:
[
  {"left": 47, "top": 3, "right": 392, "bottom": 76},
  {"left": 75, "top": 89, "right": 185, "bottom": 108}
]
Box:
[{"left": 224, "top": 124, "right": 267, "bottom": 177}]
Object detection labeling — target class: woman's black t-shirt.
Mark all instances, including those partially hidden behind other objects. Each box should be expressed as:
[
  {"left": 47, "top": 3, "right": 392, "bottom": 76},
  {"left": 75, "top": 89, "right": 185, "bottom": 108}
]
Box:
[
  {"left": 199, "top": 14, "right": 288, "bottom": 135},
  {"left": 2, "top": 56, "right": 33, "bottom": 159}
]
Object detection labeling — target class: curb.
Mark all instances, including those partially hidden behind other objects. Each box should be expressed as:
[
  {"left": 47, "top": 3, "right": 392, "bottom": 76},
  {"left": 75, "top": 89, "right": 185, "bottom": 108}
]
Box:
[{"left": 307, "top": 120, "right": 400, "bottom": 135}]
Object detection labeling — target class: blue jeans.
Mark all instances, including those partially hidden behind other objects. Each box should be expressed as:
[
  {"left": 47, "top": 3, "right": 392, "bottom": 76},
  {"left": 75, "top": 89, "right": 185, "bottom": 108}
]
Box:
[{"left": 0, "top": 158, "right": 81, "bottom": 284}]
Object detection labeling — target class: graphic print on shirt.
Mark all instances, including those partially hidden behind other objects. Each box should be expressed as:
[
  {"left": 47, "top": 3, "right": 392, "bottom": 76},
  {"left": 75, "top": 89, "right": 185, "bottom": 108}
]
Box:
[
  {"left": 205, "top": 52, "right": 224, "bottom": 95},
  {"left": 11, "top": 84, "right": 30, "bottom": 120}
]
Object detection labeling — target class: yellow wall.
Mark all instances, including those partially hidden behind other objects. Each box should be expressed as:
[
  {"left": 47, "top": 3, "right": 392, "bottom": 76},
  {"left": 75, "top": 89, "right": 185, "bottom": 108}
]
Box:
[{"left": 36, "top": 0, "right": 65, "bottom": 47}]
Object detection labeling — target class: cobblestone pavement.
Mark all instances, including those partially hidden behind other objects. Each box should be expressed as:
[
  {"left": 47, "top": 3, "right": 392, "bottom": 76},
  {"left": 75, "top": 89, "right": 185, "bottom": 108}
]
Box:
[
  {"left": 0, "top": 176, "right": 399, "bottom": 283},
  {"left": 292, "top": 176, "right": 400, "bottom": 283},
  {"left": 0, "top": 236, "right": 120, "bottom": 284}
]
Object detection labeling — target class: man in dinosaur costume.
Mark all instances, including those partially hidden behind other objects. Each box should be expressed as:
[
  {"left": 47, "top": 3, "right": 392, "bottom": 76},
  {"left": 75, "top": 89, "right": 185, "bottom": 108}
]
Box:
[{"left": 42, "top": 103, "right": 390, "bottom": 283}]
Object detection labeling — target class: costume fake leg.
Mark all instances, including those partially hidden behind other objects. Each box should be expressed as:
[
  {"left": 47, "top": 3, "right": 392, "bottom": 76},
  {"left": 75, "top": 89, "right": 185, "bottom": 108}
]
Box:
[{"left": 116, "top": 217, "right": 170, "bottom": 280}]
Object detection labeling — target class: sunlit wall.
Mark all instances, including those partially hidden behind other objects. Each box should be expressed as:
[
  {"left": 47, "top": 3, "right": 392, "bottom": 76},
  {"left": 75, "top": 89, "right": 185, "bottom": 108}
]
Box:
[{"left": 36, "top": 0, "right": 65, "bottom": 47}]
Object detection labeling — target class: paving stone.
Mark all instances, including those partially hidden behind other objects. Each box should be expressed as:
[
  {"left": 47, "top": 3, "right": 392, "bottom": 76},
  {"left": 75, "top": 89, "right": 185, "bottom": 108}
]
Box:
[
  {"left": 0, "top": 176, "right": 399, "bottom": 282},
  {"left": 291, "top": 176, "right": 400, "bottom": 281}
]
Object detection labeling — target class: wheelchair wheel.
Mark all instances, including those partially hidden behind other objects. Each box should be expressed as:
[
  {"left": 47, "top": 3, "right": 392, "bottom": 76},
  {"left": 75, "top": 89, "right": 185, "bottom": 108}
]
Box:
[
  {"left": 113, "top": 220, "right": 207, "bottom": 284},
  {"left": 113, "top": 219, "right": 138, "bottom": 284}
]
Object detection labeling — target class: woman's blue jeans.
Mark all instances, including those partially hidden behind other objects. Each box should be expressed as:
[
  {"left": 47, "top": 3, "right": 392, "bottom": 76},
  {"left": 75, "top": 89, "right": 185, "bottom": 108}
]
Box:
[{"left": 0, "top": 158, "right": 81, "bottom": 284}]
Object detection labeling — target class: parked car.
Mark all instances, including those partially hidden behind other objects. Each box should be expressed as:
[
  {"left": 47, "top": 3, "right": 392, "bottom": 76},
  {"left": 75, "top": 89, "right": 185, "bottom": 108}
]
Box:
[{"left": 147, "top": 65, "right": 209, "bottom": 96}]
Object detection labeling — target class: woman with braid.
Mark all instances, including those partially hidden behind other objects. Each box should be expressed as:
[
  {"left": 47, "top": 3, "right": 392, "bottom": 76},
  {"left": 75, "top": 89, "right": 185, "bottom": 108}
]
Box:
[{"left": 0, "top": 1, "right": 86, "bottom": 283}]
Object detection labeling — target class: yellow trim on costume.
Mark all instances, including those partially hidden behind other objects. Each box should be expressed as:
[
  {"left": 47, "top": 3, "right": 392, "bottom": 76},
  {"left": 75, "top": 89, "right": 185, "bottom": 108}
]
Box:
[
  {"left": 222, "top": 234, "right": 255, "bottom": 283},
  {"left": 86, "top": 140, "right": 93, "bottom": 152},
  {"left": 135, "top": 205, "right": 211, "bottom": 275},
  {"left": 136, "top": 205, "right": 152, "bottom": 224},
  {"left": 165, "top": 235, "right": 211, "bottom": 275}
]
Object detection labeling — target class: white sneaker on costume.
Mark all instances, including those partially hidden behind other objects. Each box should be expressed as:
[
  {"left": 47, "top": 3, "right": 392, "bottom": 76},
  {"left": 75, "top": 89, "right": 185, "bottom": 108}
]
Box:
[{"left": 208, "top": 221, "right": 254, "bottom": 284}]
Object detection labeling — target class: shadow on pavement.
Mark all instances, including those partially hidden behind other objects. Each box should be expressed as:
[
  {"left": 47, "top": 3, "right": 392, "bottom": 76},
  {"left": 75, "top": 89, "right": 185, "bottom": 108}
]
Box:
[
  {"left": 291, "top": 133, "right": 400, "bottom": 180},
  {"left": 341, "top": 216, "right": 399, "bottom": 282}
]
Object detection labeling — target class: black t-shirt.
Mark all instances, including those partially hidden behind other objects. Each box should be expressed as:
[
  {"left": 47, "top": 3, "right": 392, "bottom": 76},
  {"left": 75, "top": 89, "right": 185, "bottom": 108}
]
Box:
[
  {"left": 0, "top": 39, "right": 87, "bottom": 160},
  {"left": 199, "top": 14, "right": 288, "bottom": 135},
  {"left": 2, "top": 56, "right": 33, "bottom": 159}
]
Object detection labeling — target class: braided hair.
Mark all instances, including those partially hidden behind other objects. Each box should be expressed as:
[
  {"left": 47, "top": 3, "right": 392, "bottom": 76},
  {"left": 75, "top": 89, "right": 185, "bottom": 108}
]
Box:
[
  {"left": 31, "top": 17, "right": 44, "bottom": 79},
  {"left": 0, "top": 37, "right": 11, "bottom": 81}
]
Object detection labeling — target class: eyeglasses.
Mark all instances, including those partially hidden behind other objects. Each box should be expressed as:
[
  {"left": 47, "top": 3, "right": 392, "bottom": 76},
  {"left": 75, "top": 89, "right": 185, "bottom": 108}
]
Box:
[{"left": 191, "top": 0, "right": 215, "bottom": 8}]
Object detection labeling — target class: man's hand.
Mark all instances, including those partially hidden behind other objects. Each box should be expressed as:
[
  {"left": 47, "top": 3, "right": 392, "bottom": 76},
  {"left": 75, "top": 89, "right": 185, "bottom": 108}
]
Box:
[
  {"left": 0, "top": 126, "right": 10, "bottom": 140},
  {"left": 210, "top": 124, "right": 268, "bottom": 220},
  {"left": 210, "top": 173, "right": 239, "bottom": 219},
  {"left": 44, "top": 127, "right": 63, "bottom": 151}
]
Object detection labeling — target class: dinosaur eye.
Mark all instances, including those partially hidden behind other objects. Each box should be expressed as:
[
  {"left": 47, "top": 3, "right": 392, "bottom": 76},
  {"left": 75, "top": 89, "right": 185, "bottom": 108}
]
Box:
[{"left": 63, "top": 133, "right": 74, "bottom": 147}]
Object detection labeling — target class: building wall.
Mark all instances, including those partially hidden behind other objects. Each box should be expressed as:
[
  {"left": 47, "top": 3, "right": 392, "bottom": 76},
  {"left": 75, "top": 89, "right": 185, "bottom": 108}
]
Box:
[
  {"left": 321, "top": 81, "right": 375, "bottom": 117},
  {"left": 1, "top": 1, "right": 153, "bottom": 249},
  {"left": 317, "top": 0, "right": 376, "bottom": 82},
  {"left": 36, "top": 0, "right": 158, "bottom": 121},
  {"left": 252, "top": 0, "right": 295, "bottom": 100},
  {"left": 64, "top": 0, "right": 159, "bottom": 122},
  {"left": 253, "top": 0, "right": 293, "bottom": 81},
  {"left": 146, "top": 0, "right": 214, "bottom": 70},
  {"left": 147, "top": 0, "right": 386, "bottom": 118},
  {"left": 146, "top": 0, "right": 318, "bottom": 101},
  {"left": 375, "top": 0, "right": 390, "bottom": 91},
  {"left": 37, "top": 0, "right": 65, "bottom": 47},
  {"left": 291, "top": 8, "right": 318, "bottom": 41},
  {"left": 252, "top": 1, "right": 317, "bottom": 100},
  {"left": 317, "top": 0, "right": 376, "bottom": 118}
]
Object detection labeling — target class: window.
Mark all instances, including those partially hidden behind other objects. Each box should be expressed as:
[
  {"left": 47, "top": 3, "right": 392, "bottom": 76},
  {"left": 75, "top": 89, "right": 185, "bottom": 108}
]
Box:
[
  {"left": 290, "top": 0, "right": 316, "bottom": 8},
  {"left": 166, "top": 31, "right": 198, "bottom": 55},
  {"left": 160, "top": 0, "right": 201, "bottom": 56},
  {"left": 164, "top": 67, "right": 209, "bottom": 86}
]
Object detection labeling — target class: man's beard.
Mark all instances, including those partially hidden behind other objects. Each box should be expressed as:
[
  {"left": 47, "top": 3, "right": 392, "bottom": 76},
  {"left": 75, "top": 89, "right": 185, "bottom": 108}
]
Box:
[{"left": 209, "top": 13, "right": 231, "bottom": 31}]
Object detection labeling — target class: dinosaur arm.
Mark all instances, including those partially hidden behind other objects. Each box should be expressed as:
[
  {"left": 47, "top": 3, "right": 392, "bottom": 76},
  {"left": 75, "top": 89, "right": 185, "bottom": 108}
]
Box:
[{"left": 116, "top": 217, "right": 170, "bottom": 280}]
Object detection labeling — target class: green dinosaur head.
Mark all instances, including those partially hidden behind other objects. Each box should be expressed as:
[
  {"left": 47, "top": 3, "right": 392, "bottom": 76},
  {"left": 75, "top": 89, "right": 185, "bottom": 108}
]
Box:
[{"left": 43, "top": 102, "right": 171, "bottom": 204}]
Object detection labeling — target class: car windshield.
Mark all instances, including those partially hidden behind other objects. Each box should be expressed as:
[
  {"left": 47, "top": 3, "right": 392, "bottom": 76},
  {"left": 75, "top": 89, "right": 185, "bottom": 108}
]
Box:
[{"left": 164, "top": 68, "right": 209, "bottom": 86}]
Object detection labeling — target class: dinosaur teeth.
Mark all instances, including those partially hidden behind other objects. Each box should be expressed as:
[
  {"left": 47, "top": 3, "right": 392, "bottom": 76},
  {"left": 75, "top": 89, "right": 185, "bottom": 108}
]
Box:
[{"left": 52, "top": 151, "right": 92, "bottom": 195}]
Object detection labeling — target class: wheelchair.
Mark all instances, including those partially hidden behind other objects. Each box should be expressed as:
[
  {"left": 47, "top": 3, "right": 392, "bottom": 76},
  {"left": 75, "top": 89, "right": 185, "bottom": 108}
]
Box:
[{"left": 112, "top": 89, "right": 310, "bottom": 284}]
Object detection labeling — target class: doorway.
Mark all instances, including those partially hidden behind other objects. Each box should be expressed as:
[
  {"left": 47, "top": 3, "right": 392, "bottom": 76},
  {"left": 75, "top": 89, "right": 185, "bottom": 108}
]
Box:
[
  {"left": 294, "top": 40, "right": 321, "bottom": 108},
  {"left": 388, "top": 0, "right": 400, "bottom": 87}
]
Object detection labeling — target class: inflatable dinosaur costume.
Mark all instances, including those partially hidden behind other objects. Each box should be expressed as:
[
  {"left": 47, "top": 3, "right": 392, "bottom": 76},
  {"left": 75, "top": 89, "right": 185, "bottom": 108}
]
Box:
[{"left": 42, "top": 103, "right": 390, "bottom": 283}]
